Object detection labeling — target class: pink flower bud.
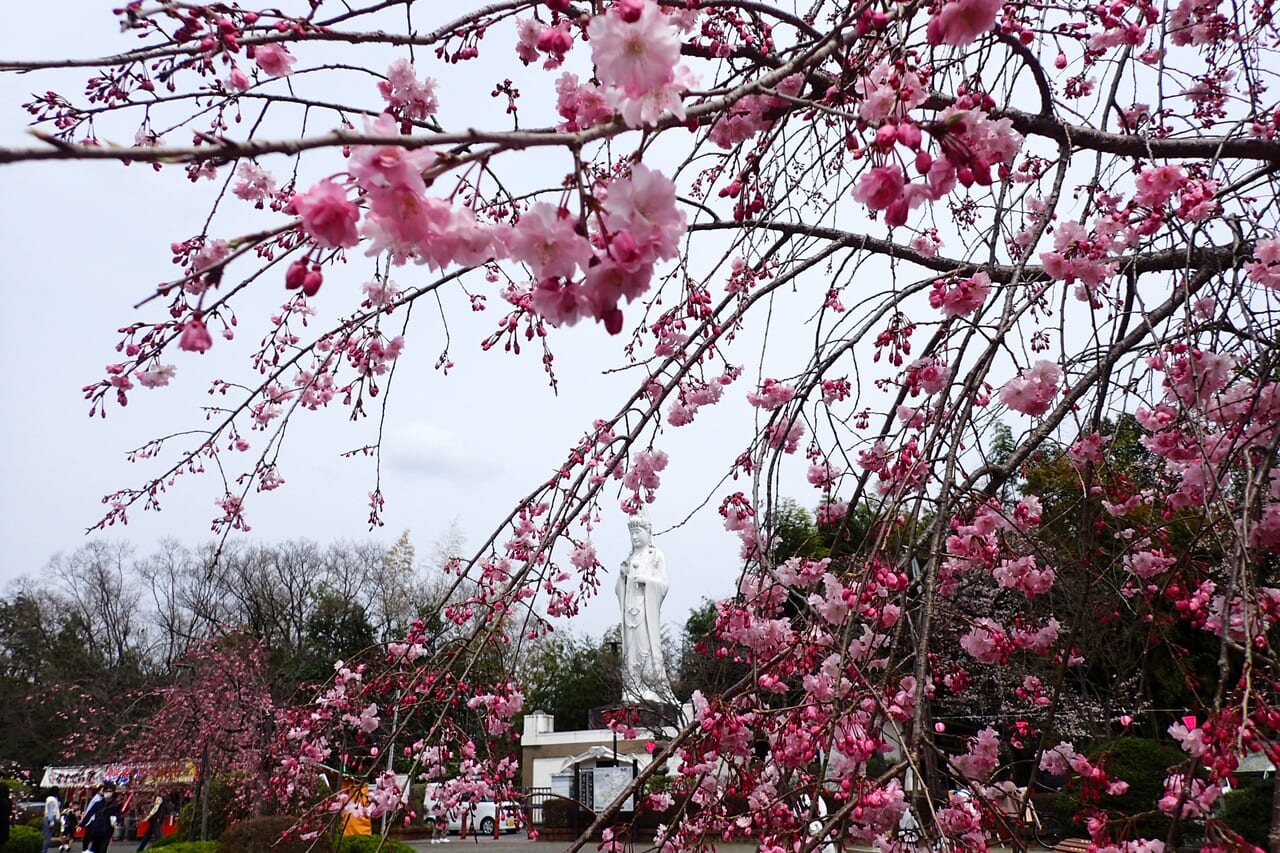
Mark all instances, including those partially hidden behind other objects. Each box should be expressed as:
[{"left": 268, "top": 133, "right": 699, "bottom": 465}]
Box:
[
  {"left": 302, "top": 268, "right": 323, "bottom": 297},
  {"left": 875, "top": 123, "right": 898, "bottom": 151},
  {"left": 1055, "top": 52, "right": 1068, "bottom": 69},
  {"left": 616, "top": 0, "right": 645, "bottom": 23},
  {"left": 179, "top": 317, "right": 214, "bottom": 353},
  {"left": 285, "top": 259, "right": 308, "bottom": 290},
  {"left": 896, "top": 122, "right": 922, "bottom": 150}
]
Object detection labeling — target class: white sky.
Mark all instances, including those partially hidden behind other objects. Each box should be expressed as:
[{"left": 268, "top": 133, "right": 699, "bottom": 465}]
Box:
[{"left": 0, "top": 1, "right": 825, "bottom": 640}]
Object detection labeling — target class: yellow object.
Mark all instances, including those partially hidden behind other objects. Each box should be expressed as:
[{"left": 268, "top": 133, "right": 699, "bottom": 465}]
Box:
[{"left": 339, "top": 783, "right": 372, "bottom": 836}]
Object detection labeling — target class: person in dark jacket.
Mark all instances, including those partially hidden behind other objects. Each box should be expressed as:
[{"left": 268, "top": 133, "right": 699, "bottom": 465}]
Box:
[
  {"left": 79, "top": 783, "right": 121, "bottom": 853},
  {"left": 0, "top": 784, "right": 12, "bottom": 848}
]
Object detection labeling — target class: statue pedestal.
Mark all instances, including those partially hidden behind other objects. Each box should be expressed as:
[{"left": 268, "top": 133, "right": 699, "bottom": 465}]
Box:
[
  {"left": 519, "top": 705, "right": 693, "bottom": 794},
  {"left": 588, "top": 701, "right": 679, "bottom": 732}
]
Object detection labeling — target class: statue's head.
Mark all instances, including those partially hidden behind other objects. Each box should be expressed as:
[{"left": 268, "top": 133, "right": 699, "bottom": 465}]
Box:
[{"left": 627, "top": 511, "right": 653, "bottom": 548}]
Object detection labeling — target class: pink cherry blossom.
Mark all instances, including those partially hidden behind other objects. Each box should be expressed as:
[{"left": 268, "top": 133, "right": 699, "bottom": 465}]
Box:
[
  {"left": 377, "top": 59, "right": 438, "bottom": 120},
  {"left": 853, "top": 164, "right": 906, "bottom": 211},
  {"left": 231, "top": 162, "right": 277, "bottom": 204},
  {"left": 290, "top": 179, "right": 360, "bottom": 249},
  {"left": 136, "top": 364, "right": 177, "bottom": 388},
  {"left": 1134, "top": 164, "right": 1186, "bottom": 207},
  {"left": 602, "top": 163, "right": 686, "bottom": 261},
  {"left": 1000, "top": 359, "right": 1063, "bottom": 416},
  {"left": 507, "top": 202, "right": 594, "bottom": 280},
  {"left": 253, "top": 42, "right": 296, "bottom": 77},
  {"left": 587, "top": 0, "right": 680, "bottom": 96},
  {"left": 555, "top": 73, "right": 614, "bottom": 130},
  {"left": 927, "top": 0, "right": 1004, "bottom": 46},
  {"left": 929, "top": 271, "right": 991, "bottom": 317}
]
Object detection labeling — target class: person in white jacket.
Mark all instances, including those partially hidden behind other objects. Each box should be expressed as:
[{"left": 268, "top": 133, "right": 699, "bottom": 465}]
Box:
[{"left": 41, "top": 788, "right": 61, "bottom": 853}]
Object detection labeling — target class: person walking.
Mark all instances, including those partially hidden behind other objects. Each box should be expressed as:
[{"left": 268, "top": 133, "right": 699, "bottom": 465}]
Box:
[
  {"left": 58, "top": 804, "right": 79, "bottom": 853},
  {"left": 42, "top": 787, "right": 62, "bottom": 853},
  {"left": 135, "top": 795, "right": 169, "bottom": 851},
  {"left": 79, "top": 783, "right": 121, "bottom": 853}
]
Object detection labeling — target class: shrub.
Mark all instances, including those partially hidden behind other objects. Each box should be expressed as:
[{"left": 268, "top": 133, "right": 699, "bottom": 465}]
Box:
[
  {"left": 179, "top": 777, "right": 238, "bottom": 842},
  {"left": 149, "top": 830, "right": 190, "bottom": 848},
  {"left": 1091, "top": 737, "right": 1188, "bottom": 840},
  {"left": 1, "top": 825, "right": 43, "bottom": 853},
  {"left": 217, "top": 816, "right": 335, "bottom": 853},
  {"left": 152, "top": 843, "right": 220, "bottom": 853},
  {"left": 1, "top": 779, "right": 30, "bottom": 800},
  {"left": 1218, "top": 777, "right": 1271, "bottom": 847},
  {"left": 336, "top": 835, "right": 416, "bottom": 853}
]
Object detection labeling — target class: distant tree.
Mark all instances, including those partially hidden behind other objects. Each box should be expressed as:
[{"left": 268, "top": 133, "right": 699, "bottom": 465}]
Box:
[
  {"left": 519, "top": 632, "right": 617, "bottom": 731},
  {"left": 672, "top": 597, "right": 750, "bottom": 702},
  {"left": 298, "top": 592, "right": 377, "bottom": 683}
]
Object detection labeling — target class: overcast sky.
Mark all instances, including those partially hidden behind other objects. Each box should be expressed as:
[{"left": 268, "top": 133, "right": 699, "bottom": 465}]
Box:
[{"left": 0, "top": 2, "right": 826, "bottom": 640}]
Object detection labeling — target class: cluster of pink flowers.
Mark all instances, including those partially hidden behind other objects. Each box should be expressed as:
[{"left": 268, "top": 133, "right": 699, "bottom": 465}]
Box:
[
  {"left": 851, "top": 100, "right": 1022, "bottom": 226},
  {"left": 929, "top": 271, "right": 991, "bottom": 318},
  {"left": 950, "top": 725, "right": 1001, "bottom": 779},
  {"left": 1245, "top": 236, "right": 1280, "bottom": 290},
  {"left": 621, "top": 448, "right": 669, "bottom": 503},
  {"left": 377, "top": 59, "right": 438, "bottom": 121},
  {"left": 586, "top": 0, "right": 694, "bottom": 128},
  {"left": 999, "top": 359, "right": 1062, "bottom": 416},
  {"left": 992, "top": 555, "right": 1056, "bottom": 597},
  {"left": 904, "top": 357, "right": 952, "bottom": 396},
  {"left": 668, "top": 373, "right": 733, "bottom": 426},
  {"left": 709, "top": 74, "right": 804, "bottom": 148},
  {"left": 746, "top": 378, "right": 796, "bottom": 409},
  {"left": 286, "top": 115, "right": 686, "bottom": 334},
  {"left": 554, "top": 73, "right": 614, "bottom": 130}
]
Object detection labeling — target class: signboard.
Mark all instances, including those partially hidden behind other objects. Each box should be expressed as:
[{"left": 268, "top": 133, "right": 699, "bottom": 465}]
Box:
[
  {"left": 40, "top": 762, "right": 198, "bottom": 790},
  {"left": 591, "top": 766, "right": 634, "bottom": 813}
]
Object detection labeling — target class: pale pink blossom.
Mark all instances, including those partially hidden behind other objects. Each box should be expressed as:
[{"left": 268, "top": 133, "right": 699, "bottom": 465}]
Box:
[
  {"left": 927, "top": 0, "right": 1003, "bottom": 46},
  {"left": 137, "top": 364, "right": 177, "bottom": 388},
  {"left": 602, "top": 163, "right": 686, "bottom": 262},
  {"left": 231, "top": 162, "right": 277, "bottom": 204},
  {"left": 508, "top": 202, "right": 594, "bottom": 280},
  {"left": 747, "top": 379, "right": 796, "bottom": 410},
  {"left": 1000, "top": 360, "right": 1063, "bottom": 416},
  {"left": 555, "top": 73, "right": 614, "bottom": 130},
  {"left": 253, "top": 42, "right": 296, "bottom": 77},
  {"left": 587, "top": 0, "right": 680, "bottom": 96},
  {"left": 378, "top": 59, "right": 438, "bottom": 120}
]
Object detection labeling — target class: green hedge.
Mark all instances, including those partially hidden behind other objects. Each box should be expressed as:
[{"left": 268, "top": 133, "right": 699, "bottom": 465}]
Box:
[
  {"left": 1218, "top": 777, "right": 1271, "bottom": 847},
  {"left": 1, "top": 825, "right": 43, "bottom": 853},
  {"left": 153, "top": 842, "right": 219, "bottom": 853},
  {"left": 1093, "top": 737, "right": 1188, "bottom": 840},
  {"left": 149, "top": 830, "right": 188, "bottom": 848},
  {"left": 336, "top": 835, "right": 417, "bottom": 853}
]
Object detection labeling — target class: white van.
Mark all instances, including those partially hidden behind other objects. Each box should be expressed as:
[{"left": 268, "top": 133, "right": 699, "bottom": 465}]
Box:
[{"left": 422, "top": 782, "right": 520, "bottom": 835}]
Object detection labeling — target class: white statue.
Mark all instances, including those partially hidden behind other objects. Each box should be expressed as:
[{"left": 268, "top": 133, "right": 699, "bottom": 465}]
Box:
[{"left": 617, "top": 511, "right": 670, "bottom": 703}]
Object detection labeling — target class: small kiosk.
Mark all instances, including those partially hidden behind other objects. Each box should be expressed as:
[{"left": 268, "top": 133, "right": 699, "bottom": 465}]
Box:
[{"left": 40, "top": 762, "right": 196, "bottom": 841}]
